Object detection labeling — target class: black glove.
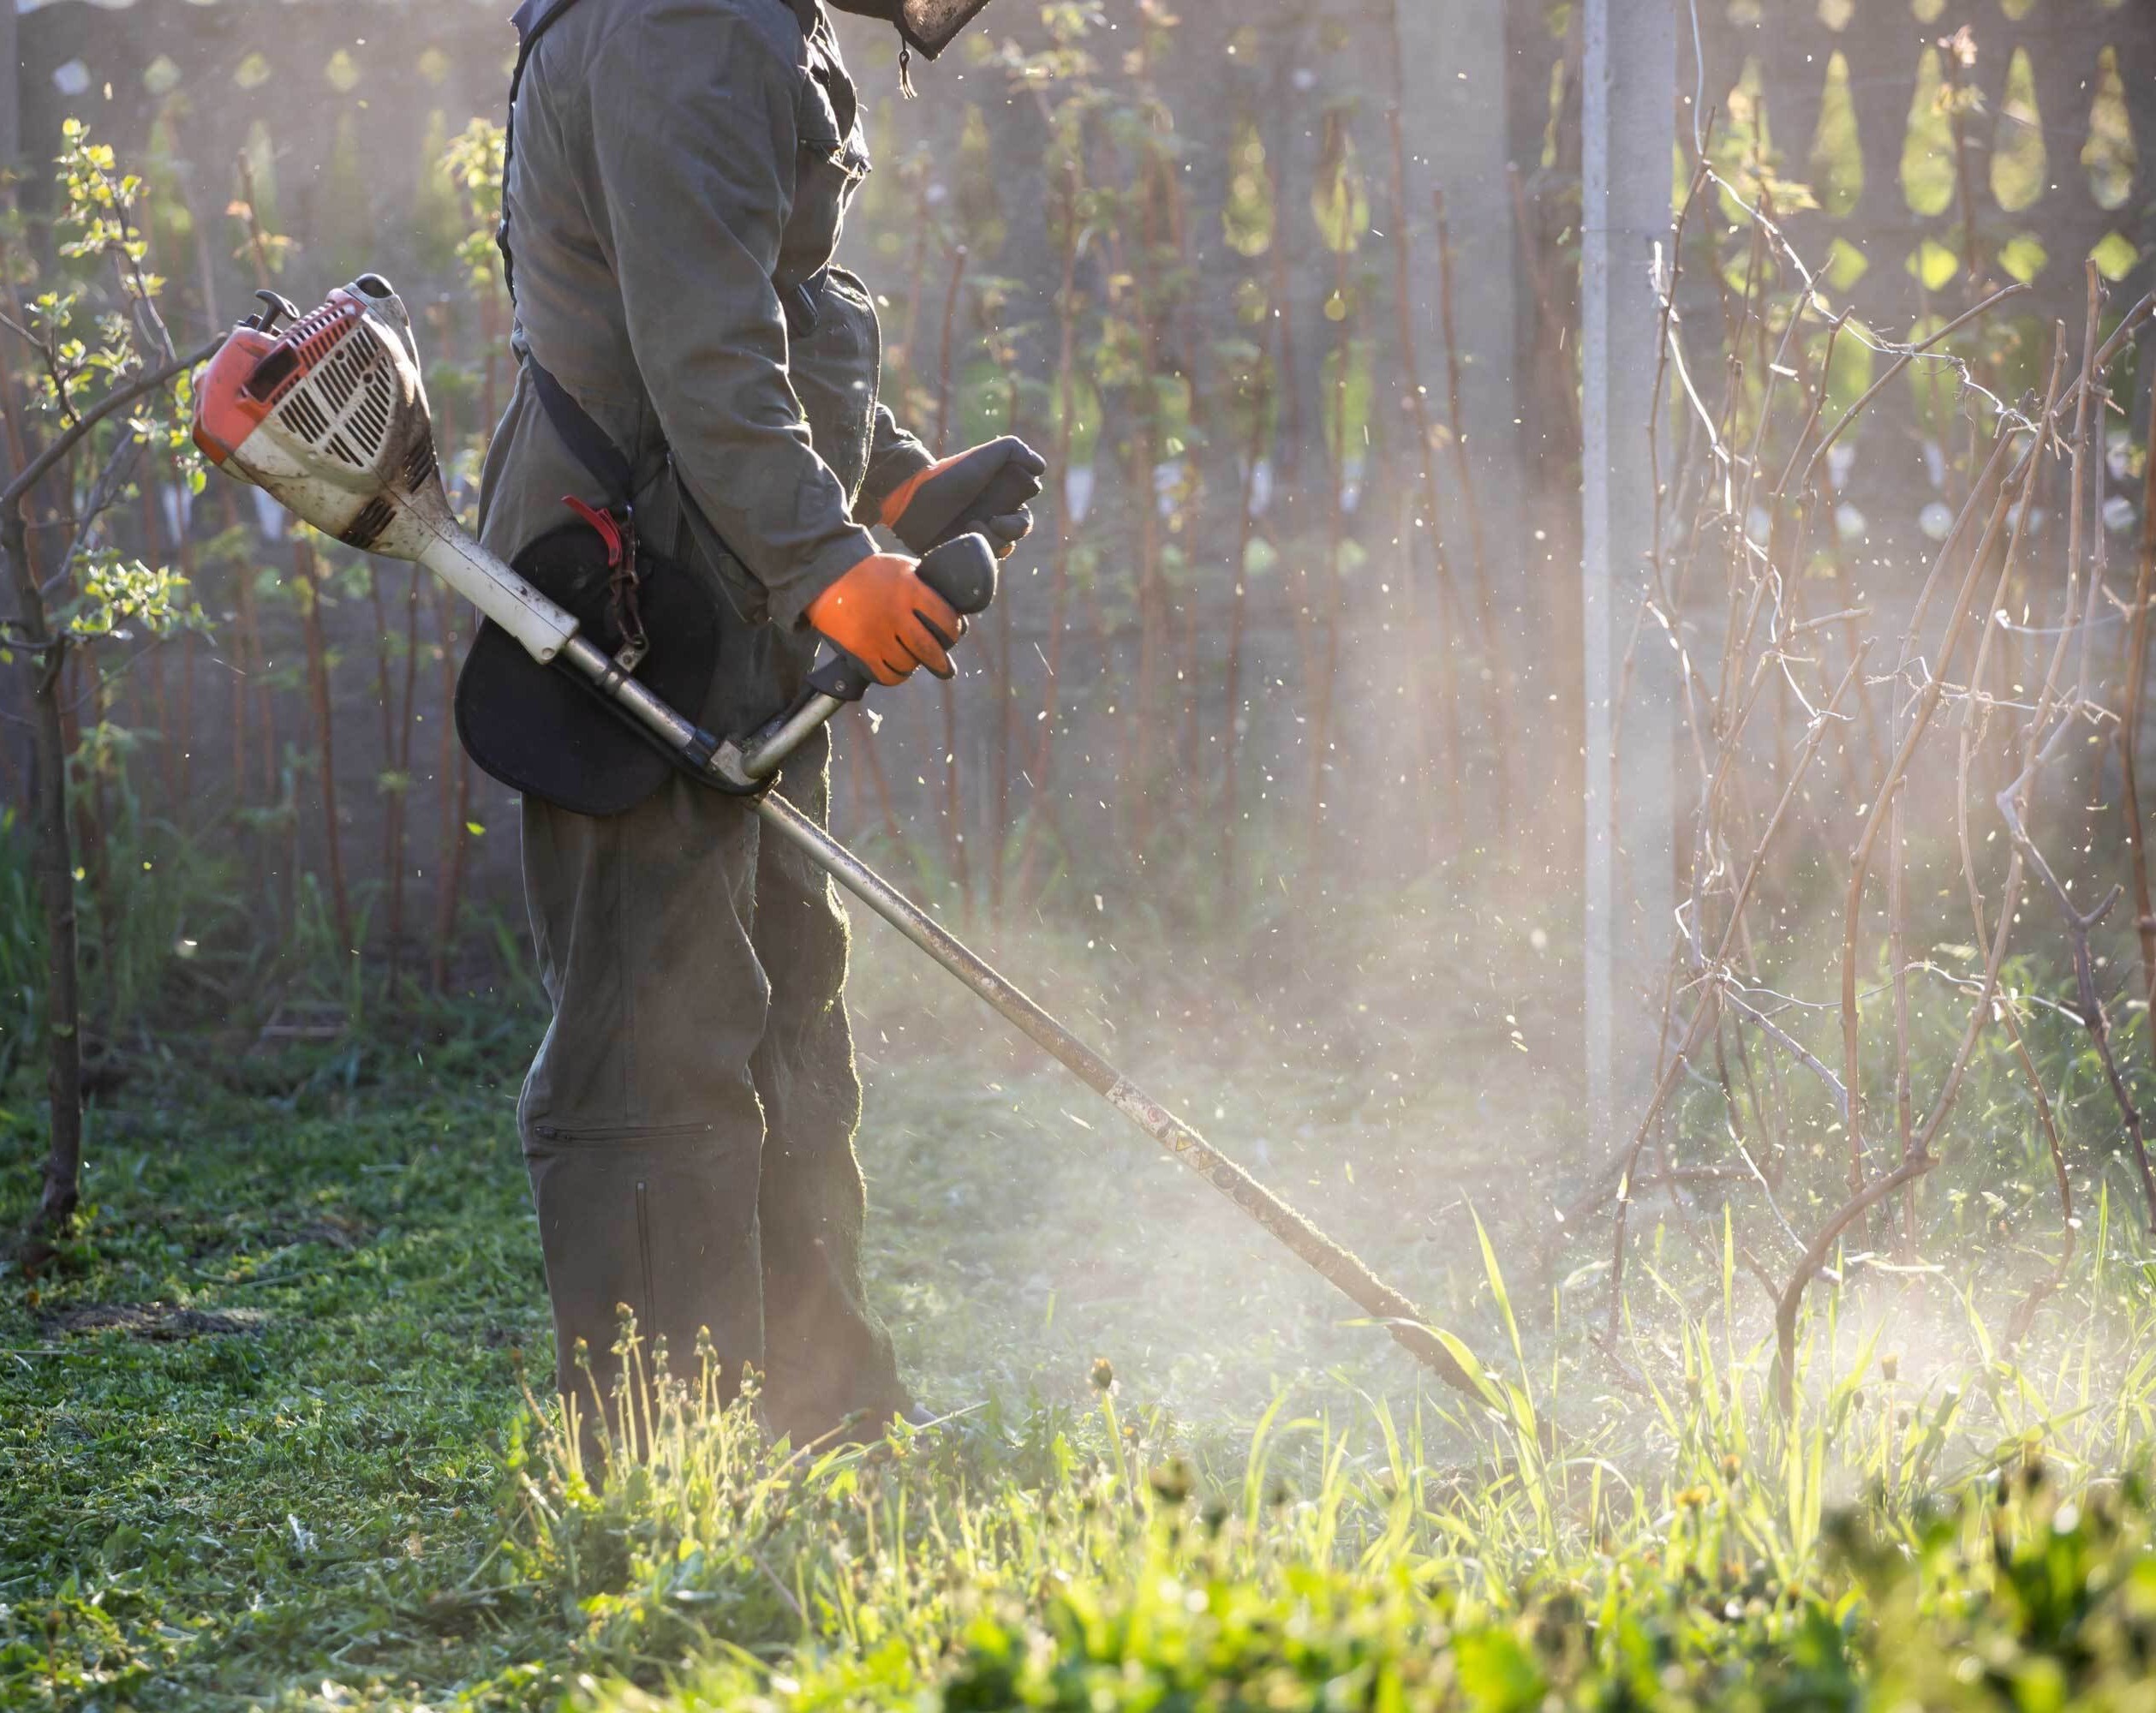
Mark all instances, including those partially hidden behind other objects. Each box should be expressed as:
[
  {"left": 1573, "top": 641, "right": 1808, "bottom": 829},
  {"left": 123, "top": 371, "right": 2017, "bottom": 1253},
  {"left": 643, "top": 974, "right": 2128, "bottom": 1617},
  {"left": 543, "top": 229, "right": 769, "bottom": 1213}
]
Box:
[{"left": 880, "top": 435, "right": 1048, "bottom": 558}]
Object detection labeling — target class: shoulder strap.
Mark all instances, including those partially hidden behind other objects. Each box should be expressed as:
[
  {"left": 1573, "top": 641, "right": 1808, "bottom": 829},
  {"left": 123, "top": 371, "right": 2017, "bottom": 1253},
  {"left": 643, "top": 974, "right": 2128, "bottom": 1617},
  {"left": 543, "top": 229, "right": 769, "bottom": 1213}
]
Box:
[
  {"left": 499, "top": 0, "right": 641, "bottom": 508},
  {"left": 497, "top": 0, "right": 595, "bottom": 299},
  {"left": 527, "top": 357, "right": 636, "bottom": 509}
]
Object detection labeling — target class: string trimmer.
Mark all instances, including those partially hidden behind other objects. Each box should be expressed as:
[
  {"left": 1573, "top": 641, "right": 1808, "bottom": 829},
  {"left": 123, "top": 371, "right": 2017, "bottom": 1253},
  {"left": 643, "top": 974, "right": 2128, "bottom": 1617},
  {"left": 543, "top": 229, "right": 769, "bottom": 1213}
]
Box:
[{"left": 190, "top": 274, "right": 1475, "bottom": 1397}]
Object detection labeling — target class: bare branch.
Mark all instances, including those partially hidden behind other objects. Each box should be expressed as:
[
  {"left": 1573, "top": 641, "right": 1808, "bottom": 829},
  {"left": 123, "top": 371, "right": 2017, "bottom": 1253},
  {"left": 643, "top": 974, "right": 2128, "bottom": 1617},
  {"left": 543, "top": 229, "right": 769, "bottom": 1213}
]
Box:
[{"left": 1, "top": 335, "right": 222, "bottom": 519}]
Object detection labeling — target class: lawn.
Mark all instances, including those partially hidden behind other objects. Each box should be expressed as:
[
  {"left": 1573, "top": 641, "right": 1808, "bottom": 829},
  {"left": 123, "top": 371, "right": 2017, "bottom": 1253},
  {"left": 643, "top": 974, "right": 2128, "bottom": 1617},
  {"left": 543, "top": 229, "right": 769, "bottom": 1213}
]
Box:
[{"left": 5, "top": 928, "right": 2156, "bottom": 1711}]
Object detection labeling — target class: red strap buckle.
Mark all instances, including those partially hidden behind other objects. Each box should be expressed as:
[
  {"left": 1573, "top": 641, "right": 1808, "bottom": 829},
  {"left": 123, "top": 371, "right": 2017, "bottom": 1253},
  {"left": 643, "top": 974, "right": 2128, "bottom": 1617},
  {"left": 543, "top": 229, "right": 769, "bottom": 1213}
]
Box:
[{"left": 561, "top": 495, "right": 624, "bottom": 569}]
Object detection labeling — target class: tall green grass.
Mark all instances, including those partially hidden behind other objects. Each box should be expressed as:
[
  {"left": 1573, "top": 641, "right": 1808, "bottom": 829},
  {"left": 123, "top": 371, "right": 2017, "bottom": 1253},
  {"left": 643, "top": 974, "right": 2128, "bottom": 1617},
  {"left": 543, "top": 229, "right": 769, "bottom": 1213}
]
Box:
[{"left": 517, "top": 1208, "right": 2156, "bottom": 1712}]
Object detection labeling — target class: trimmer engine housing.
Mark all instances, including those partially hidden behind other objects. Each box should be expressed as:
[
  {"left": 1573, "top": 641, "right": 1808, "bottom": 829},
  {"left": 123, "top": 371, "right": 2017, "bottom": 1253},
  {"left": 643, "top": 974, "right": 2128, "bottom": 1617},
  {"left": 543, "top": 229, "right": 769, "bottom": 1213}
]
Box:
[{"left": 193, "top": 275, "right": 577, "bottom": 662}]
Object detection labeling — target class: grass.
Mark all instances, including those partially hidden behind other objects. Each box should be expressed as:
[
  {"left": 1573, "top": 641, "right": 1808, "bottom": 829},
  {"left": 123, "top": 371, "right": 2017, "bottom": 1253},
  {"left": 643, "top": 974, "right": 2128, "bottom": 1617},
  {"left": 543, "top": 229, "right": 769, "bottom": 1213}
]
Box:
[
  {"left": 0, "top": 1023, "right": 551, "bottom": 1707},
  {"left": 4, "top": 924, "right": 2156, "bottom": 1711}
]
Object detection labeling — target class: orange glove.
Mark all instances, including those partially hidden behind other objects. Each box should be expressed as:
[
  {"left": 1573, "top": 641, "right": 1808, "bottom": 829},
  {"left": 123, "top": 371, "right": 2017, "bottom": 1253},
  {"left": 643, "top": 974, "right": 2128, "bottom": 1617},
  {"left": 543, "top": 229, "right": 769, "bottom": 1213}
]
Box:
[{"left": 806, "top": 553, "right": 963, "bottom": 687}]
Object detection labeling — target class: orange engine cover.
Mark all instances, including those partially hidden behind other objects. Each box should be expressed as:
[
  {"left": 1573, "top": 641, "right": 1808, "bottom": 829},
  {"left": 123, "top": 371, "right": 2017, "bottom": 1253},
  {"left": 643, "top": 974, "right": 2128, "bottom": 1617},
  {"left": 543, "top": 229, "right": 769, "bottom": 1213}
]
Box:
[{"left": 190, "top": 326, "right": 282, "bottom": 466}]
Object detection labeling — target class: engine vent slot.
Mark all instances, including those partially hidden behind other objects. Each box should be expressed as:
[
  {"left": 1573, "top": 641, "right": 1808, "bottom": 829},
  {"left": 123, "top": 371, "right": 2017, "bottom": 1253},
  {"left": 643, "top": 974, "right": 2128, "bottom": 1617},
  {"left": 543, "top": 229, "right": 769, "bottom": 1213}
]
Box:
[
  {"left": 402, "top": 437, "right": 439, "bottom": 494},
  {"left": 288, "top": 298, "right": 361, "bottom": 371},
  {"left": 271, "top": 317, "right": 397, "bottom": 468},
  {"left": 314, "top": 337, "right": 367, "bottom": 412},
  {"left": 340, "top": 495, "right": 397, "bottom": 552},
  {"left": 276, "top": 388, "right": 332, "bottom": 446},
  {"left": 349, "top": 370, "right": 393, "bottom": 457}
]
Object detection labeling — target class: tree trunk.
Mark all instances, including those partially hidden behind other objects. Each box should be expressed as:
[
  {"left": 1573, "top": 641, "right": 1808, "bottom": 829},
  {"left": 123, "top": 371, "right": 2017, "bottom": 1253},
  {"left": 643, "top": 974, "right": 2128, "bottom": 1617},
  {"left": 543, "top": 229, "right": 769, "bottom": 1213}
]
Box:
[
  {"left": 0, "top": 337, "right": 218, "bottom": 1262},
  {"left": 3, "top": 508, "right": 84, "bottom": 1261}
]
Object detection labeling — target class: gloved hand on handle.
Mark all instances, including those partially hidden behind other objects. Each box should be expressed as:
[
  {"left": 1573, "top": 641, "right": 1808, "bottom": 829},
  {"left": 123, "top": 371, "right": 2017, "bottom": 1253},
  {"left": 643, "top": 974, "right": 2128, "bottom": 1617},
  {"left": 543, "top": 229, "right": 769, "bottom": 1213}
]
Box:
[
  {"left": 806, "top": 552, "right": 964, "bottom": 686},
  {"left": 881, "top": 435, "right": 1048, "bottom": 558}
]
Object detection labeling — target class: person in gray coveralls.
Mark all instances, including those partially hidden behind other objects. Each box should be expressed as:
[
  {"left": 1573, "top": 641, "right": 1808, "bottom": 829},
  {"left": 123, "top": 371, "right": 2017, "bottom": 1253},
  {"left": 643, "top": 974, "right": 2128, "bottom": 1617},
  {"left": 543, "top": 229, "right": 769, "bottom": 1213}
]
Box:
[{"left": 477, "top": 0, "right": 1039, "bottom": 1441}]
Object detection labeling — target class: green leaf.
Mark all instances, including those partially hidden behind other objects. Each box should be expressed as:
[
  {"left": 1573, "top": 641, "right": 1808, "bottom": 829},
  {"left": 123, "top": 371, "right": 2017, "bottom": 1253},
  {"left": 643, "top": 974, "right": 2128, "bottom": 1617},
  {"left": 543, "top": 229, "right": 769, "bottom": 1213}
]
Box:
[
  {"left": 1222, "top": 119, "right": 1274, "bottom": 258},
  {"left": 1472, "top": 1209, "right": 1526, "bottom": 1377},
  {"left": 1455, "top": 1631, "right": 1545, "bottom": 1713},
  {"left": 2091, "top": 231, "right": 2140, "bottom": 283},
  {"left": 1998, "top": 233, "right": 2050, "bottom": 284},
  {"left": 1991, "top": 47, "right": 2047, "bottom": 213},
  {"left": 1905, "top": 239, "right": 1961, "bottom": 292},
  {"left": 1810, "top": 316, "right": 1873, "bottom": 421},
  {"left": 2081, "top": 46, "right": 2136, "bottom": 212},
  {"left": 1309, "top": 116, "right": 1368, "bottom": 256},
  {"left": 1426, "top": 1326, "right": 1503, "bottom": 1411},
  {"left": 1807, "top": 51, "right": 1864, "bottom": 218},
  {"left": 1900, "top": 47, "right": 1954, "bottom": 218},
  {"left": 1825, "top": 236, "right": 1870, "bottom": 291},
  {"left": 1319, "top": 338, "right": 1372, "bottom": 463}
]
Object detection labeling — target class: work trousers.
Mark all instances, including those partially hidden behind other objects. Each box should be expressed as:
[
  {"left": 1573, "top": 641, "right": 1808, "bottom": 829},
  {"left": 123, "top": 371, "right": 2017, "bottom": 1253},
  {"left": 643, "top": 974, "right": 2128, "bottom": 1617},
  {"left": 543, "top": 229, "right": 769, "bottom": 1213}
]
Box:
[{"left": 516, "top": 611, "right": 907, "bottom": 1444}]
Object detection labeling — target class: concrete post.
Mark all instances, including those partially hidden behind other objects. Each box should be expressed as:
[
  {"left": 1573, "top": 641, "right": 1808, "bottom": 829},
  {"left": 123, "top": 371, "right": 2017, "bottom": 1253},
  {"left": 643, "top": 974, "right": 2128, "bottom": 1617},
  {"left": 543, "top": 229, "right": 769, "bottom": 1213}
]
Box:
[{"left": 1580, "top": 0, "right": 1676, "bottom": 1143}]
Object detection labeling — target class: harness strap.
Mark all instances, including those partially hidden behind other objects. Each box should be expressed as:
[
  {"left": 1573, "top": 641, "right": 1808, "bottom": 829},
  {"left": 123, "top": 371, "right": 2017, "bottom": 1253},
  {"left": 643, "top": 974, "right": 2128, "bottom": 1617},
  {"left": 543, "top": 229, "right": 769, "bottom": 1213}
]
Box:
[
  {"left": 528, "top": 355, "right": 635, "bottom": 508},
  {"left": 499, "top": 0, "right": 591, "bottom": 303},
  {"left": 533, "top": 357, "right": 646, "bottom": 653}
]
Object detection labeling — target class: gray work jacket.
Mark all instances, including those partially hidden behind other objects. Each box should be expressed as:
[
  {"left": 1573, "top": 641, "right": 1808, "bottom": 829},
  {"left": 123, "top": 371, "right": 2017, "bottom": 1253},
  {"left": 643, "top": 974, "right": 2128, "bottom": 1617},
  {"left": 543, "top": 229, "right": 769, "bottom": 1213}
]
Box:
[{"left": 477, "top": 0, "right": 933, "bottom": 630}]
